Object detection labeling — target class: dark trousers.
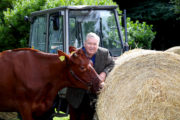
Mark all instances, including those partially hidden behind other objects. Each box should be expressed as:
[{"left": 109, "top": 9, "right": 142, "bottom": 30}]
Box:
[{"left": 69, "top": 93, "right": 97, "bottom": 120}]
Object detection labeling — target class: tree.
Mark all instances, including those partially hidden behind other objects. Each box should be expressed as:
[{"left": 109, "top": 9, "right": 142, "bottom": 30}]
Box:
[
  {"left": 0, "top": 0, "right": 156, "bottom": 51},
  {"left": 126, "top": 19, "right": 156, "bottom": 49},
  {"left": 0, "top": 0, "right": 14, "bottom": 24},
  {"left": 119, "top": 0, "right": 179, "bottom": 50},
  {"left": 171, "top": 0, "right": 180, "bottom": 19},
  {"left": 0, "top": 0, "right": 46, "bottom": 51},
  {"left": 125, "top": 0, "right": 176, "bottom": 21}
]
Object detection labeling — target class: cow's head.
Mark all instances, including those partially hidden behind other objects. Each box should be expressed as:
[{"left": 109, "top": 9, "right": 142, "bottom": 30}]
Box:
[{"left": 57, "top": 46, "right": 102, "bottom": 93}]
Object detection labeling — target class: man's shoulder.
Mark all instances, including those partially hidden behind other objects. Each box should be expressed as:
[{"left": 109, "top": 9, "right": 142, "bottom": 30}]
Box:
[{"left": 98, "top": 47, "right": 109, "bottom": 53}]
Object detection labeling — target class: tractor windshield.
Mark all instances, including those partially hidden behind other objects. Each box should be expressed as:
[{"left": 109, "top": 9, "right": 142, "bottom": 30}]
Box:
[{"left": 69, "top": 10, "right": 122, "bottom": 56}]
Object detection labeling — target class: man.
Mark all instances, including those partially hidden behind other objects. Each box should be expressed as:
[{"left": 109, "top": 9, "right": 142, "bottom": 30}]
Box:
[{"left": 66, "top": 32, "right": 115, "bottom": 120}]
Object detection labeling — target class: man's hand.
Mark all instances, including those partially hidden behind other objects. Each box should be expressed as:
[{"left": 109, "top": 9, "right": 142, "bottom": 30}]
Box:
[
  {"left": 99, "top": 72, "right": 106, "bottom": 90},
  {"left": 96, "top": 72, "right": 106, "bottom": 94},
  {"left": 99, "top": 72, "right": 106, "bottom": 82}
]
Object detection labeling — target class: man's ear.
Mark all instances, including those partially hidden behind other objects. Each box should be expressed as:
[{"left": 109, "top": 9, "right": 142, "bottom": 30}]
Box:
[
  {"left": 57, "top": 50, "right": 69, "bottom": 62},
  {"left": 69, "top": 46, "right": 77, "bottom": 54}
]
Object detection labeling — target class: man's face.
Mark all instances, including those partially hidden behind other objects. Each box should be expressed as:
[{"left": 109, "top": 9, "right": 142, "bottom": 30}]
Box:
[{"left": 84, "top": 37, "right": 99, "bottom": 57}]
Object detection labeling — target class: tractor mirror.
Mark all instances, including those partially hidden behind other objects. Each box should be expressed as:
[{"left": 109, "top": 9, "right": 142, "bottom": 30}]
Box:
[
  {"left": 51, "top": 13, "right": 59, "bottom": 30},
  {"left": 52, "top": 15, "right": 59, "bottom": 31}
]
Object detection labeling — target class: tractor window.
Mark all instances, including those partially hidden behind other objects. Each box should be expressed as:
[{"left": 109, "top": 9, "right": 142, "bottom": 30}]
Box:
[
  {"left": 69, "top": 18, "right": 83, "bottom": 48},
  {"left": 48, "top": 13, "right": 64, "bottom": 53},
  {"left": 30, "top": 15, "right": 47, "bottom": 52},
  {"left": 69, "top": 10, "right": 122, "bottom": 56}
]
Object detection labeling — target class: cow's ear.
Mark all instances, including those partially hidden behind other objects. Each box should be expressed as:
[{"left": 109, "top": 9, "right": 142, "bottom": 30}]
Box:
[
  {"left": 69, "top": 46, "right": 77, "bottom": 54},
  {"left": 57, "top": 50, "right": 69, "bottom": 62}
]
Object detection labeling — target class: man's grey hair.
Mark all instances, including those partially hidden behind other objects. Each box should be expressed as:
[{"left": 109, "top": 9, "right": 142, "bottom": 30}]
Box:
[{"left": 85, "top": 32, "right": 100, "bottom": 45}]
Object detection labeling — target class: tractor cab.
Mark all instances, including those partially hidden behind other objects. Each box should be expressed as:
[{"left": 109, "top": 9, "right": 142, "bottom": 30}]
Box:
[{"left": 29, "top": 5, "right": 128, "bottom": 56}]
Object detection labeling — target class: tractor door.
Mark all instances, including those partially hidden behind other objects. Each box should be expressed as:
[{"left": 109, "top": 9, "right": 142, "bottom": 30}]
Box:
[{"left": 48, "top": 12, "right": 64, "bottom": 53}]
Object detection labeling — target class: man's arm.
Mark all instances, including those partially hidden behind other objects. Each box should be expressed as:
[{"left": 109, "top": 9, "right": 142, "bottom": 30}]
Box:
[
  {"left": 100, "top": 50, "right": 115, "bottom": 81},
  {"left": 103, "top": 50, "right": 115, "bottom": 75}
]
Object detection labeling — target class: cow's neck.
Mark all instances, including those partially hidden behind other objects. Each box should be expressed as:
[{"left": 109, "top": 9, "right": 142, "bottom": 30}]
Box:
[
  {"left": 49, "top": 55, "right": 71, "bottom": 91},
  {"left": 32, "top": 55, "right": 71, "bottom": 112}
]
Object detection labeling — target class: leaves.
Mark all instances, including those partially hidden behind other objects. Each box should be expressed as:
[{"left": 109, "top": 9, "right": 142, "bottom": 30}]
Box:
[
  {"left": 0, "top": 0, "right": 156, "bottom": 51},
  {"left": 125, "top": 18, "right": 156, "bottom": 49},
  {"left": 127, "top": 0, "right": 175, "bottom": 21}
]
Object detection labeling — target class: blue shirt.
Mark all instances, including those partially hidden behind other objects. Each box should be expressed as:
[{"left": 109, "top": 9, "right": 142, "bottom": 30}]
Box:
[{"left": 82, "top": 47, "right": 96, "bottom": 66}]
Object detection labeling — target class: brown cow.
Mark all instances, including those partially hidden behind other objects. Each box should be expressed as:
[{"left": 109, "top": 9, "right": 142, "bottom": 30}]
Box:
[{"left": 0, "top": 47, "right": 102, "bottom": 120}]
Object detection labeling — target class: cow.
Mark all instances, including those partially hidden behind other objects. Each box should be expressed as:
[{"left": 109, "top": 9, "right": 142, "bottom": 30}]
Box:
[{"left": 0, "top": 47, "right": 102, "bottom": 120}]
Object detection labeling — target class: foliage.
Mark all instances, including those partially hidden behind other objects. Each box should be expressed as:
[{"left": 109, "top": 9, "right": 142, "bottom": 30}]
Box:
[
  {"left": 42, "top": 0, "right": 116, "bottom": 9},
  {"left": 170, "top": 0, "right": 180, "bottom": 19},
  {"left": 0, "top": 24, "right": 23, "bottom": 51},
  {"left": 0, "top": 0, "right": 14, "bottom": 24},
  {"left": 0, "top": 0, "right": 156, "bottom": 52},
  {"left": 126, "top": 18, "right": 156, "bottom": 49},
  {"left": 1, "top": 0, "right": 46, "bottom": 52},
  {"left": 127, "top": 0, "right": 176, "bottom": 21},
  {"left": 171, "top": 0, "right": 180, "bottom": 13}
]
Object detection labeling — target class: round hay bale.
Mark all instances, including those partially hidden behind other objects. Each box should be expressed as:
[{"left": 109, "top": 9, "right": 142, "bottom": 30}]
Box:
[
  {"left": 165, "top": 46, "right": 180, "bottom": 55},
  {"left": 96, "top": 49, "right": 180, "bottom": 120}
]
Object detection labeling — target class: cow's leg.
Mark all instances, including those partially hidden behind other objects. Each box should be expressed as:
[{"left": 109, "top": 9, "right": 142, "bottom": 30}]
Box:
[
  {"left": 19, "top": 109, "right": 34, "bottom": 120},
  {"left": 18, "top": 103, "right": 34, "bottom": 120},
  {"left": 19, "top": 111, "right": 34, "bottom": 120}
]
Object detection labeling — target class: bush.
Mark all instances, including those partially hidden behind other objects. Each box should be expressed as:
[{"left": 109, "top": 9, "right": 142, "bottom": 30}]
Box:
[
  {"left": 1, "top": 0, "right": 156, "bottom": 51},
  {"left": 0, "top": 24, "right": 18, "bottom": 51},
  {"left": 126, "top": 18, "right": 156, "bottom": 49}
]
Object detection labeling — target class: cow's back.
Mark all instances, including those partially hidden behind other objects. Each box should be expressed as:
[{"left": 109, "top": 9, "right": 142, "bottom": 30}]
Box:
[
  {"left": 0, "top": 49, "right": 52, "bottom": 111},
  {"left": 0, "top": 50, "right": 19, "bottom": 110},
  {"left": 0, "top": 48, "right": 65, "bottom": 114}
]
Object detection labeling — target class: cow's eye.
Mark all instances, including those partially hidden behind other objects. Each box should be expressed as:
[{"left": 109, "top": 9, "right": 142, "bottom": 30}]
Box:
[
  {"left": 73, "top": 53, "right": 78, "bottom": 57},
  {"left": 80, "top": 66, "right": 86, "bottom": 71}
]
